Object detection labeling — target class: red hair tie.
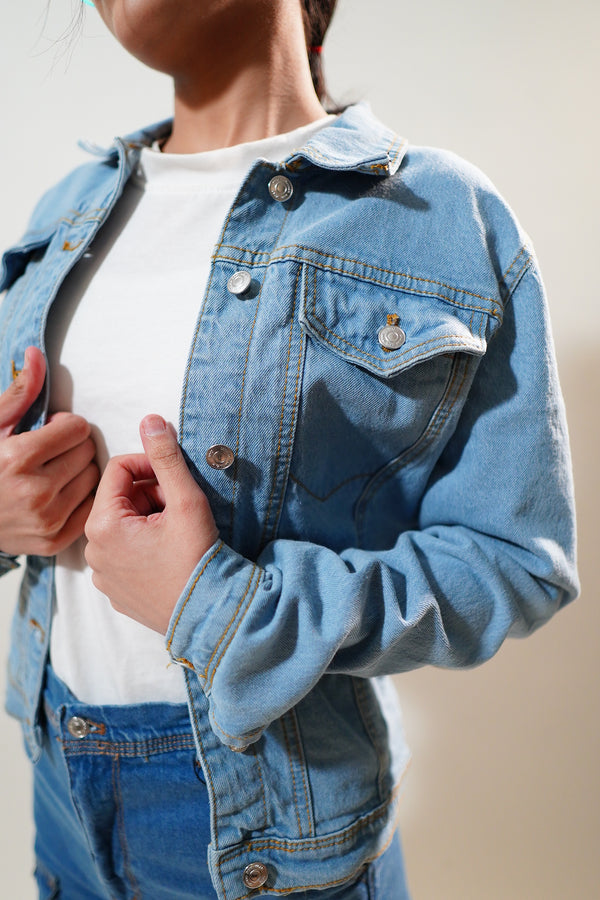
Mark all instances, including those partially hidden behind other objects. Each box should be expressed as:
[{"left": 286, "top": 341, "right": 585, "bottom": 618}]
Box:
[{"left": 309, "top": 45, "right": 323, "bottom": 54}]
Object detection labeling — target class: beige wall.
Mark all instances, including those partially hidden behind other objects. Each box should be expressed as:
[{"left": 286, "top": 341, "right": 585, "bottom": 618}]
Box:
[{"left": 1, "top": 1, "right": 598, "bottom": 896}]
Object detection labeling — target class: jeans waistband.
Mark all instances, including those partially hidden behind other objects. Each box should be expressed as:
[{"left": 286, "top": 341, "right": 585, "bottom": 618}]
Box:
[{"left": 42, "top": 665, "right": 195, "bottom": 757}]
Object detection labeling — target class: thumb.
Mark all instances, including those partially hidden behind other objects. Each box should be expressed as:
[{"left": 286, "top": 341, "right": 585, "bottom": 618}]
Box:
[
  {"left": 0, "top": 346, "right": 46, "bottom": 436},
  {"left": 139, "top": 415, "right": 200, "bottom": 506}
]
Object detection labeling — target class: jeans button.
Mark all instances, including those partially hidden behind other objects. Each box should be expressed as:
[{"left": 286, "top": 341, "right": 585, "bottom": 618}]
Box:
[
  {"left": 268, "top": 174, "right": 293, "bottom": 202},
  {"left": 206, "top": 445, "right": 235, "bottom": 470},
  {"left": 243, "top": 862, "right": 269, "bottom": 890},
  {"left": 378, "top": 323, "right": 406, "bottom": 351},
  {"left": 227, "top": 270, "right": 252, "bottom": 297},
  {"left": 67, "top": 716, "right": 91, "bottom": 739}
]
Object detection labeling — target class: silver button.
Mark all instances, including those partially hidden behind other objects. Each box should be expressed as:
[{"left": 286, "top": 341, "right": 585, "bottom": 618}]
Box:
[
  {"left": 378, "top": 315, "right": 406, "bottom": 352},
  {"left": 67, "top": 716, "right": 91, "bottom": 739},
  {"left": 243, "top": 862, "right": 269, "bottom": 890},
  {"left": 378, "top": 324, "right": 406, "bottom": 351},
  {"left": 268, "top": 174, "right": 293, "bottom": 202},
  {"left": 206, "top": 445, "right": 235, "bottom": 470},
  {"left": 227, "top": 270, "right": 252, "bottom": 296}
]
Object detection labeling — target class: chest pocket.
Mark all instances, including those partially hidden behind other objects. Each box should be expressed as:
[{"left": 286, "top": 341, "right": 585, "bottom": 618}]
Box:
[{"left": 286, "top": 264, "right": 496, "bottom": 542}]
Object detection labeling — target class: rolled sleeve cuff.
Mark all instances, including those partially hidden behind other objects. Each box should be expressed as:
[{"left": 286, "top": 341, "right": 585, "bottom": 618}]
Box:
[{"left": 165, "top": 539, "right": 266, "bottom": 750}]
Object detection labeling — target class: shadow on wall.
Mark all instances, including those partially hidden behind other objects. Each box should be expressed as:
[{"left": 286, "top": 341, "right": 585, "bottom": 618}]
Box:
[{"left": 395, "top": 342, "right": 599, "bottom": 900}]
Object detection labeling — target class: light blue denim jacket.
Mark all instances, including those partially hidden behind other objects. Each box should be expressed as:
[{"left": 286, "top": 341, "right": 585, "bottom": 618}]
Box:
[{"left": 0, "top": 102, "right": 578, "bottom": 899}]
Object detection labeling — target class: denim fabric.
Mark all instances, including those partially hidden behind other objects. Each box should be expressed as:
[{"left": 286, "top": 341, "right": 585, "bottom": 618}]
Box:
[
  {"left": 35, "top": 667, "right": 410, "bottom": 900},
  {"left": 0, "top": 101, "right": 578, "bottom": 899}
]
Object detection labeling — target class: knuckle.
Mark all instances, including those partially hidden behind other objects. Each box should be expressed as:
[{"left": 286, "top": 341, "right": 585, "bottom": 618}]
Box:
[
  {"left": 70, "top": 415, "right": 92, "bottom": 439},
  {"left": 0, "top": 440, "right": 25, "bottom": 472},
  {"left": 155, "top": 447, "right": 181, "bottom": 469},
  {"left": 37, "top": 508, "right": 63, "bottom": 537}
]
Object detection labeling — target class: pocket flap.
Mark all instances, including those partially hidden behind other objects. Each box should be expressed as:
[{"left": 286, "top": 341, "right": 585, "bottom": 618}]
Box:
[
  {"left": 300, "top": 266, "right": 494, "bottom": 378},
  {"left": 0, "top": 229, "right": 56, "bottom": 293}
]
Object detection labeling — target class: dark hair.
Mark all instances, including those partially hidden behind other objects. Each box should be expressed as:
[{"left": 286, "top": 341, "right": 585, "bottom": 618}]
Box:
[{"left": 301, "top": 0, "right": 341, "bottom": 110}]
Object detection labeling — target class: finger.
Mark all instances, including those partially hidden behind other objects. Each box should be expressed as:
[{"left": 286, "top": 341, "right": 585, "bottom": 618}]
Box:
[
  {"left": 129, "top": 478, "right": 166, "bottom": 517},
  {"left": 50, "top": 495, "right": 96, "bottom": 555},
  {"left": 0, "top": 346, "right": 46, "bottom": 436},
  {"left": 139, "top": 415, "right": 200, "bottom": 508},
  {"left": 92, "top": 453, "right": 154, "bottom": 509},
  {"left": 43, "top": 436, "right": 97, "bottom": 490},
  {"left": 23, "top": 414, "right": 93, "bottom": 467},
  {"left": 56, "top": 461, "right": 100, "bottom": 518}
]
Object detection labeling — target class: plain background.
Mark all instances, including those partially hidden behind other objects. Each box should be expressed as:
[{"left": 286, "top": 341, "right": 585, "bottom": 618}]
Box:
[{"left": 0, "top": 1, "right": 598, "bottom": 897}]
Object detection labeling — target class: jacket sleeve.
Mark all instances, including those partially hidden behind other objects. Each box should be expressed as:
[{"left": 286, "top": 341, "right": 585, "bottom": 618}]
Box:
[
  {"left": 165, "top": 256, "right": 579, "bottom": 751},
  {"left": 0, "top": 553, "right": 19, "bottom": 574}
]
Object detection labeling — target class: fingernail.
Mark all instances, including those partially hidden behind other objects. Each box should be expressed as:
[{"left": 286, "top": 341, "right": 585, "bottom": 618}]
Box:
[{"left": 143, "top": 415, "right": 166, "bottom": 436}]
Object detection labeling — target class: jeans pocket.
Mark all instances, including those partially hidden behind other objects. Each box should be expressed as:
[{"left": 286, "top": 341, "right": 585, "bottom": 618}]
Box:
[{"left": 34, "top": 859, "right": 60, "bottom": 899}]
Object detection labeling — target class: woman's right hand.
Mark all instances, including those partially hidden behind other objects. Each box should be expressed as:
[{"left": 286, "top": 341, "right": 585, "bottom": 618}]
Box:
[{"left": 0, "top": 346, "right": 99, "bottom": 557}]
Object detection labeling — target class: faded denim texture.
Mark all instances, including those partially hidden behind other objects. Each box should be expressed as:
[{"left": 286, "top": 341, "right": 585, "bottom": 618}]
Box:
[{"left": 0, "top": 102, "right": 578, "bottom": 899}]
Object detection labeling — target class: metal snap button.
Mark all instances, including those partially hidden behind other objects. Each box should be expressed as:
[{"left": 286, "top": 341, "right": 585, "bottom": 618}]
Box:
[
  {"left": 206, "top": 445, "right": 235, "bottom": 470},
  {"left": 268, "top": 174, "right": 293, "bottom": 202},
  {"left": 242, "top": 862, "right": 269, "bottom": 890},
  {"left": 227, "top": 270, "right": 252, "bottom": 296},
  {"left": 378, "top": 314, "right": 406, "bottom": 351},
  {"left": 67, "top": 716, "right": 91, "bottom": 739}
]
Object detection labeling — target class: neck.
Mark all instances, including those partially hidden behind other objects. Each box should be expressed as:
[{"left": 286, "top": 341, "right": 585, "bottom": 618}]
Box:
[{"left": 161, "top": 2, "right": 327, "bottom": 154}]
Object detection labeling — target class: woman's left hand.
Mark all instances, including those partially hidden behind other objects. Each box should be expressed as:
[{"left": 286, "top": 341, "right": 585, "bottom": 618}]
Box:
[{"left": 84, "top": 415, "right": 219, "bottom": 635}]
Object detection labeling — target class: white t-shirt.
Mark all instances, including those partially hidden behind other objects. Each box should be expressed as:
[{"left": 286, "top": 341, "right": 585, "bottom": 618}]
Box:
[{"left": 47, "top": 114, "right": 335, "bottom": 704}]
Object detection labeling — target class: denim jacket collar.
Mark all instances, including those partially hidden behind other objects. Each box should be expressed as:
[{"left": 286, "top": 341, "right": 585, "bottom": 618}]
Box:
[{"left": 79, "top": 101, "right": 407, "bottom": 177}]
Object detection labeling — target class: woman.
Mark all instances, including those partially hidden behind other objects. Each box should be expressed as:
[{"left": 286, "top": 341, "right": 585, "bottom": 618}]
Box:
[{"left": 0, "top": 1, "right": 578, "bottom": 898}]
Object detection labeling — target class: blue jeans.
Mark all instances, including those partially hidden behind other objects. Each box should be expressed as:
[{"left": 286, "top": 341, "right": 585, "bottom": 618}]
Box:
[{"left": 34, "top": 667, "right": 411, "bottom": 899}]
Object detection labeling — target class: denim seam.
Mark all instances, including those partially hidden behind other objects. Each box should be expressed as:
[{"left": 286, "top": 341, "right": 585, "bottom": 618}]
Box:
[
  {"left": 228, "top": 271, "right": 264, "bottom": 539},
  {"left": 249, "top": 741, "right": 270, "bottom": 828},
  {"left": 300, "top": 133, "right": 405, "bottom": 173},
  {"left": 308, "top": 325, "right": 481, "bottom": 372},
  {"left": 280, "top": 713, "right": 305, "bottom": 838},
  {"left": 112, "top": 754, "right": 140, "bottom": 898},
  {"left": 219, "top": 787, "right": 401, "bottom": 856},
  {"left": 202, "top": 561, "right": 258, "bottom": 683},
  {"left": 261, "top": 267, "right": 306, "bottom": 547},
  {"left": 61, "top": 735, "right": 196, "bottom": 757},
  {"left": 211, "top": 717, "right": 263, "bottom": 744},
  {"left": 259, "top": 263, "right": 302, "bottom": 548},
  {"left": 288, "top": 471, "right": 373, "bottom": 503},
  {"left": 229, "top": 204, "right": 292, "bottom": 540},
  {"left": 505, "top": 254, "right": 533, "bottom": 301},
  {"left": 0, "top": 272, "right": 30, "bottom": 356},
  {"left": 58, "top": 215, "right": 105, "bottom": 227},
  {"left": 355, "top": 354, "right": 471, "bottom": 535},
  {"left": 289, "top": 708, "right": 315, "bottom": 838},
  {"left": 166, "top": 541, "right": 225, "bottom": 654},
  {"left": 270, "top": 316, "right": 305, "bottom": 540},
  {"left": 351, "top": 679, "right": 385, "bottom": 803},
  {"left": 208, "top": 566, "right": 262, "bottom": 689},
  {"left": 215, "top": 246, "right": 502, "bottom": 311},
  {"left": 184, "top": 671, "right": 221, "bottom": 851},
  {"left": 501, "top": 245, "right": 529, "bottom": 283},
  {"left": 179, "top": 257, "right": 219, "bottom": 436}
]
